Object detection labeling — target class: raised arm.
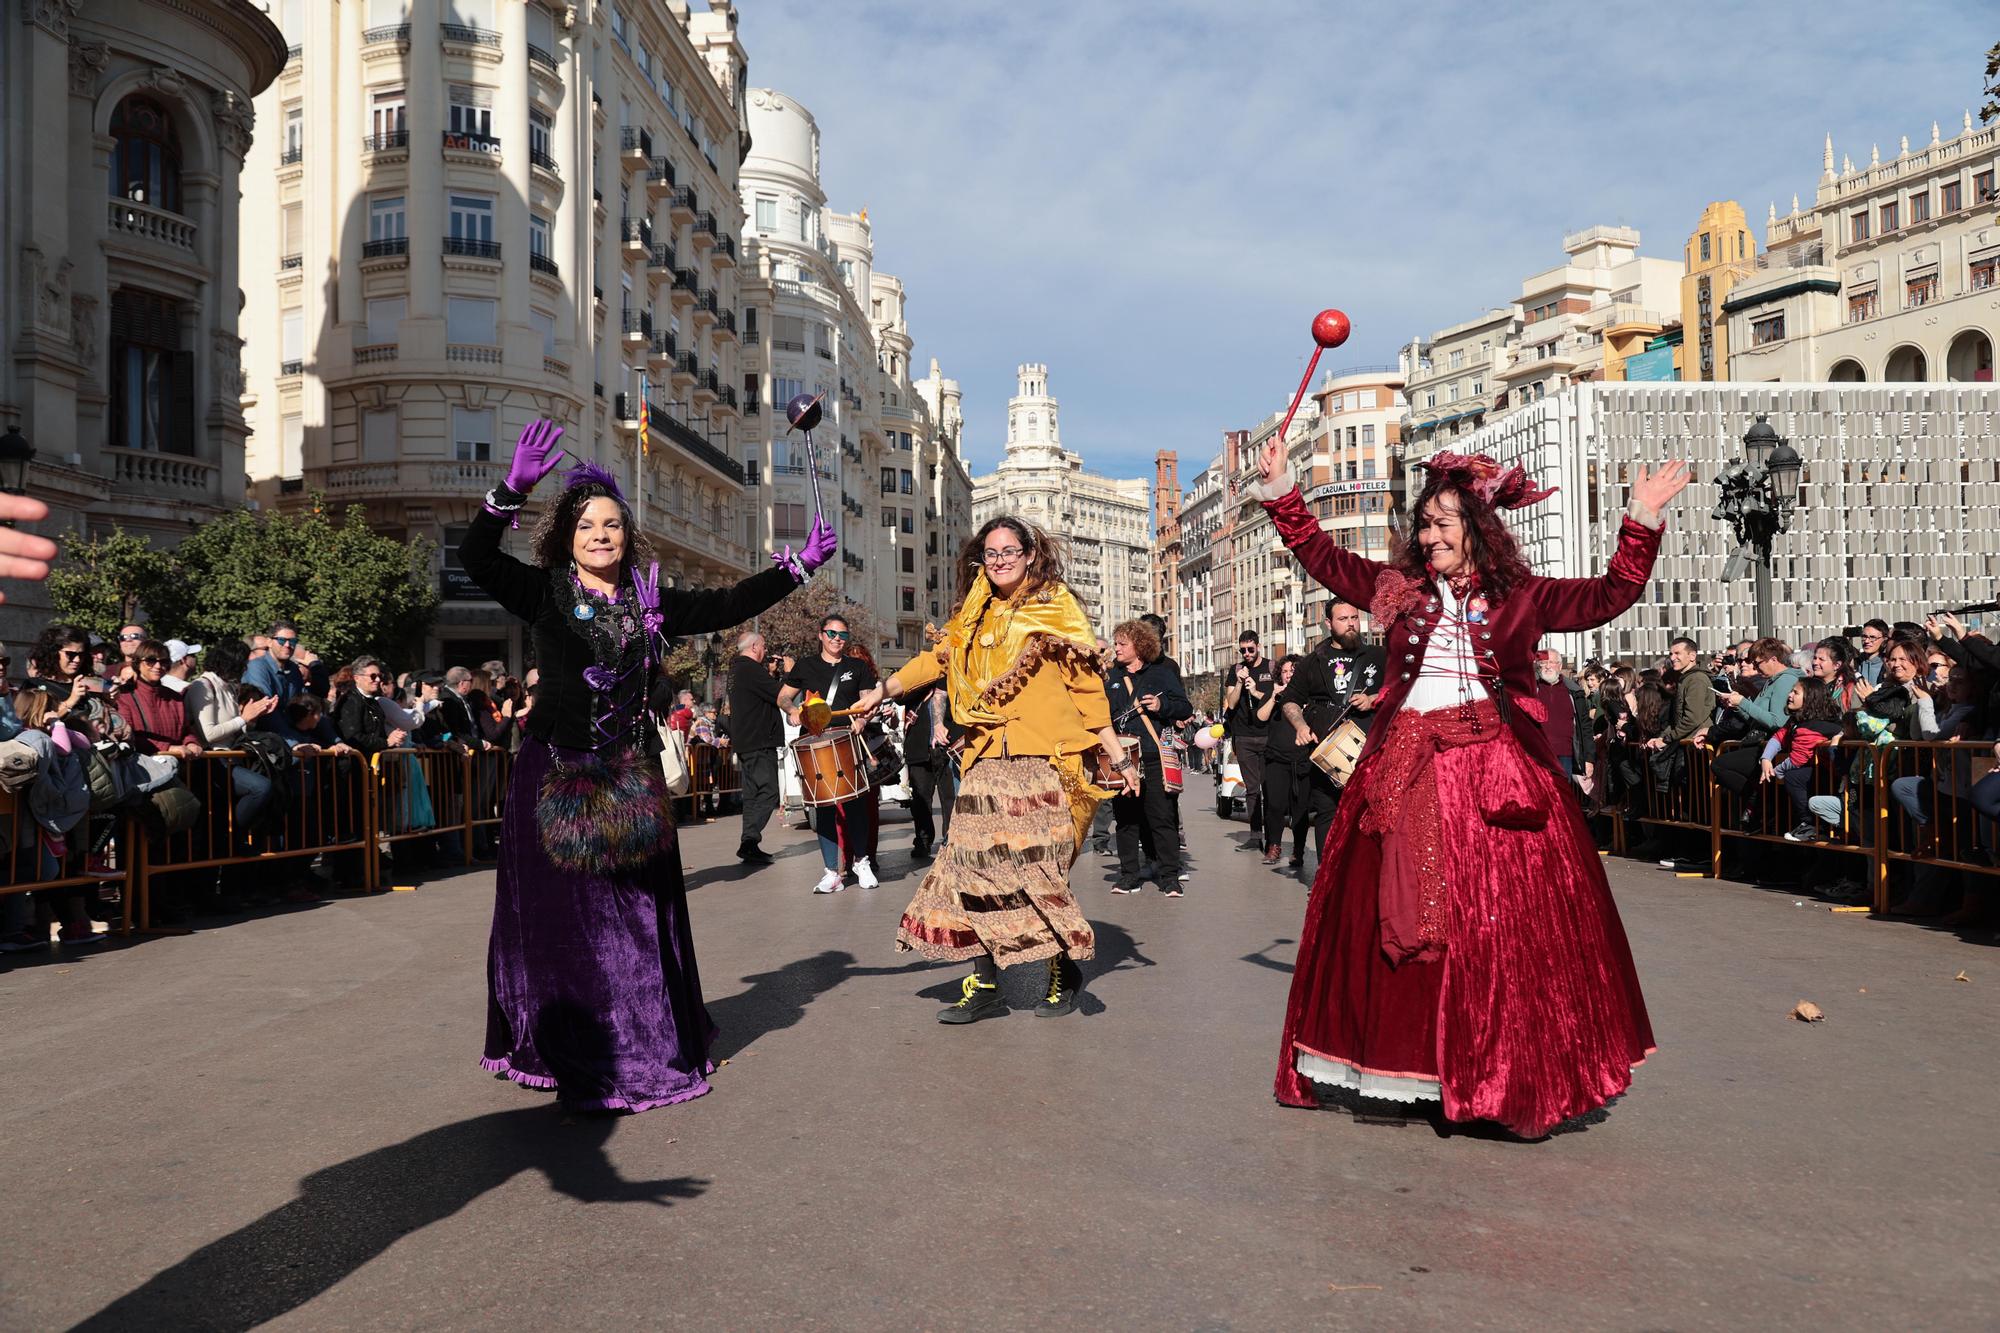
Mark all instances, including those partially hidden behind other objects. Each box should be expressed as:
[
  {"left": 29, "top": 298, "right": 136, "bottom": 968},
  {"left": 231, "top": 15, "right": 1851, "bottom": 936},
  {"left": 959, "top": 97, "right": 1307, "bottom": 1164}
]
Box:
[
  {"left": 1251, "top": 430, "right": 1384, "bottom": 606},
  {"left": 1533, "top": 462, "right": 1689, "bottom": 634}
]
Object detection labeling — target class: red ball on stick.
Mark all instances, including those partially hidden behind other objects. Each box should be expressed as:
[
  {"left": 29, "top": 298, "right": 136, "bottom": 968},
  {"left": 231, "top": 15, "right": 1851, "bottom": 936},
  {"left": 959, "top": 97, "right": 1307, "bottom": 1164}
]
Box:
[{"left": 1312, "top": 308, "right": 1351, "bottom": 349}]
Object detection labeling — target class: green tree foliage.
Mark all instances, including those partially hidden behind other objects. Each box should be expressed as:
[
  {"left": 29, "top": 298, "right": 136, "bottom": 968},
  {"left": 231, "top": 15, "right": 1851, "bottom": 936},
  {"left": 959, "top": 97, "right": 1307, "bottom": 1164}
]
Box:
[
  {"left": 1985, "top": 40, "right": 2000, "bottom": 124},
  {"left": 46, "top": 527, "right": 182, "bottom": 637},
  {"left": 46, "top": 502, "right": 437, "bottom": 662}
]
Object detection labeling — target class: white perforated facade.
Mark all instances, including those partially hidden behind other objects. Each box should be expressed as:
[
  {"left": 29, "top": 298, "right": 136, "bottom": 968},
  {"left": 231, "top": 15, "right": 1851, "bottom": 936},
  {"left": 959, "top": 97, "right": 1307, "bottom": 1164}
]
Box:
[{"left": 1407, "top": 383, "right": 2000, "bottom": 664}]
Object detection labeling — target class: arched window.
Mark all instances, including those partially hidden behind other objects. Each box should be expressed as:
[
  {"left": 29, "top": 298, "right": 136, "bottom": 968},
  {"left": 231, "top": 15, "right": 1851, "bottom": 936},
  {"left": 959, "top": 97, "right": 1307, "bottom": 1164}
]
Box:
[{"left": 110, "top": 95, "right": 183, "bottom": 213}]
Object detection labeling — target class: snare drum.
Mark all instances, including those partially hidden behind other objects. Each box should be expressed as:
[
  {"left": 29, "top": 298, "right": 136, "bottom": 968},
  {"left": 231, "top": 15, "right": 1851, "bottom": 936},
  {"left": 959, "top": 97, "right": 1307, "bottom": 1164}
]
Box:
[
  {"left": 1309, "top": 719, "right": 1369, "bottom": 788},
  {"left": 1087, "top": 736, "right": 1142, "bottom": 793},
  {"left": 792, "top": 728, "right": 870, "bottom": 807}
]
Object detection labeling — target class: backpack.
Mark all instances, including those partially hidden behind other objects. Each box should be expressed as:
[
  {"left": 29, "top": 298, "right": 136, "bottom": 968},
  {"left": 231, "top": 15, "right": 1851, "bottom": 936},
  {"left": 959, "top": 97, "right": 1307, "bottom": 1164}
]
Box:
[
  {"left": 81, "top": 740, "right": 141, "bottom": 814},
  {"left": 234, "top": 730, "right": 297, "bottom": 830}
]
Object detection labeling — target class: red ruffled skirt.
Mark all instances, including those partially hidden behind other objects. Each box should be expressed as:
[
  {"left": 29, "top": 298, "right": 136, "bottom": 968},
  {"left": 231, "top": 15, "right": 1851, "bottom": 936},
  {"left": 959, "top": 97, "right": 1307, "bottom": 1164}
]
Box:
[{"left": 1276, "top": 701, "right": 1653, "bottom": 1137}]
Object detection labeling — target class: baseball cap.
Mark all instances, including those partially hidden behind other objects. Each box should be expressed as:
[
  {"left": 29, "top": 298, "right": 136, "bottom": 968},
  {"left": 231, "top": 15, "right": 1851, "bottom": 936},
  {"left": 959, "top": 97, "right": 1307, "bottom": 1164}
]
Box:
[{"left": 166, "top": 639, "right": 203, "bottom": 665}]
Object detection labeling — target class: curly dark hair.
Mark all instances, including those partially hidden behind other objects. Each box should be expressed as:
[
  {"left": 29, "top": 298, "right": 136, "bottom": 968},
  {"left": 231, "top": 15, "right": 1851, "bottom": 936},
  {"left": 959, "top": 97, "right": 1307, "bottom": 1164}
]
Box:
[
  {"left": 1113, "top": 618, "right": 1161, "bottom": 664},
  {"left": 29, "top": 622, "right": 89, "bottom": 680},
  {"left": 1791, "top": 676, "right": 1843, "bottom": 725},
  {"left": 956, "top": 516, "right": 1066, "bottom": 604},
  {"left": 1392, "top": 477, "right": 1534, "bottom": 597},
  {"left": 529, "top": 479, "right": 656, "bottom": 582}
]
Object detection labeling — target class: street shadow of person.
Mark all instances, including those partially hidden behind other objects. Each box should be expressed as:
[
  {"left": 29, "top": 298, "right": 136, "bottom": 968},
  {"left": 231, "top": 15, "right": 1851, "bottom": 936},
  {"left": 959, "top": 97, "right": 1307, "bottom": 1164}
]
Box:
[
  {"left": 706, "top": 948, "right": 927, "bottom": 1062},
  {"left": 910, "top": 920, "right": 1156, "bottom": 1016},
  {"left": 71, "top": 1103, "right": 704, "bottom": 1331},
  {"left": 1242, "top": 937, "right": 1296, "bottom": 975}
]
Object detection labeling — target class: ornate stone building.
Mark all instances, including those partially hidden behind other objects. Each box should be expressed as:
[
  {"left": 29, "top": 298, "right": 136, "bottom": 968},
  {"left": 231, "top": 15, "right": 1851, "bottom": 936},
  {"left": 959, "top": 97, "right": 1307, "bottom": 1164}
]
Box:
[
  {"left": 970, "top": 364, "right": 1151, "bottom": 642},
  {"left": 0, "top": 0, "right": 285, "bottom": 642}
]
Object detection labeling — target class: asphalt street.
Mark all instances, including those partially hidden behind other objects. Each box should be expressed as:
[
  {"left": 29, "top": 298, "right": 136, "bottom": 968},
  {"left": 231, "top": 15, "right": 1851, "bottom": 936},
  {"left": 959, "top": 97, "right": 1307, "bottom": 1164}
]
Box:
[{"left": 2, "top": 778, "right": 1996, "bottom": 1330}]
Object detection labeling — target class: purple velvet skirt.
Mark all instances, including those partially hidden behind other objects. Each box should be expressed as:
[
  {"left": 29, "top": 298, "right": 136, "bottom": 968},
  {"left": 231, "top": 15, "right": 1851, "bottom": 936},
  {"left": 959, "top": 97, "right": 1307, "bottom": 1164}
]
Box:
[{"left": 481, "top": 736, "right": 716, "bottom": 1112}]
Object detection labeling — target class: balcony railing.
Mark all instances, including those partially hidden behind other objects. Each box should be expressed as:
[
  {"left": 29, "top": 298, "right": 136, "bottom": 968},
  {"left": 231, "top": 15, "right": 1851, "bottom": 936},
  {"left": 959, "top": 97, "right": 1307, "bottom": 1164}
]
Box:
[
  {"left": 647, "top": 157, "right": 676, "bottom": 190},
  {"left": 286, "top": 44, "right": 302, "bottom": 62},
  {"left": 106, "top": 197, "right": 196, "bottom": 252},
  {"left": 696, "top": 290, "right": 719, "bottom": 316},
  {"left": 715, "top": 309, "right": 736, "bottom": 334},
  {"left": 620, "top": 216, "right": 651, "bottom": 247},
  {"left": 671, "top": 185, "right": 698, "bottom": 215},
  {"left": 279, "top": 147, "right": 303, "bottom": 166},
  {"left": 527, "top": 42, "right": 558, "bottom": 71},
  {"left": 615, "top": 392, "right": 641, "bottom": 422},
  {"left": 361, "top": 236, "right": 407, "bottom": 260},
  {"left": 744, "top": 399, "right": 762, "bottom": 416},
  {"left": 442, "top": 236, "right": 501, "bottom": 259},
  {"left": 362, "top": 23, "right": 410, "bottom": 45},
  {"left": 718, "top": 386, "right": 738, "bottom": 409},
  {"left": 362, "top": 130, "right": 409, "bottom": 153},
  {"left": 280, "top": 254, "right": 302, "bottom": 270},
  {"left": 620, "top": 126, "right": 652, "bottom": 158},
  {"left": 648, "top": 243, "right": 676, "bottom": 271},
  {"left": 621, "top": 309, "right": 652, "bottom": 338},
  {"left": 529, "top": 147, "right": 559, "bottom": 175},
  {"left": 674, "top": 351, "right": 698, "bottom": 377},
  {"left": 649, "top": 404, "right": 746, "bottom": 483},
  {"left": 694, "top": 211, "right": 718, "bottom": 237},
  {"left": 671, "top": 267, "right": 698, "bottom": 293},
  {"left": 279, "top": 359, "right": 303, "bottom": 376},
  {"left": 651, "top": 330, "right": 677, "bottom": 360},
  {"left": 529, "top": 252, "right": 559, "bottom": 278},
  {"left": 441, "top": 22, "right": 500, "bottom": 47},
  {"left": 713, "top": 236, "right": 736, "bottom": 263}
]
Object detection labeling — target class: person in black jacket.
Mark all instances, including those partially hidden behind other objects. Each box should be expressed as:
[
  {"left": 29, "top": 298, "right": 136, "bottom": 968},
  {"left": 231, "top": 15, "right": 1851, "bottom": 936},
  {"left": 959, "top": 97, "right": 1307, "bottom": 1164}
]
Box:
[
  {"left": 457, "top": 419, "right": 830, "bottom": 1115},
  {"left": 1104, "top": 618, "right": 1192, "bottom": 895},
  {"left": 726, "top": 630, "right": 784, "bottom": 863},
  {"left": 333, "top": 655, "right": 400, "bottom": 754},
  {"left": 901, "top": 678, "right": 959, "bottom": 860}
]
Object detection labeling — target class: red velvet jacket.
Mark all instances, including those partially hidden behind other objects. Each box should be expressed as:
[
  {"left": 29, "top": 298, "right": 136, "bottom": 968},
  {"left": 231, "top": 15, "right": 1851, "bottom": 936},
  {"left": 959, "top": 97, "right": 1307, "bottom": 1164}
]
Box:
[{"left": 1260, "top": 484, "right": 1664, "bottom": 776}]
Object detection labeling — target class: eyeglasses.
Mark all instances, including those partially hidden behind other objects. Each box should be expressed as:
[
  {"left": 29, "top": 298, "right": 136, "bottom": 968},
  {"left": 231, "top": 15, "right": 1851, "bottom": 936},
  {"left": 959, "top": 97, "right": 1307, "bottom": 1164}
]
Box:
[
  {"left": 823, "top": 629, "right": 850, "bottom": 640},
  {"left": 59, "top": 649, "right": 84, "bottom": 660},
  {"left": 272, "top": 636, "right": 298, "bottom": 647},
  {"left": 357, "top": 671, "right": 382, "bottom": 681},
  {"left": 118, "top": 632, "right": 145, "bottom": 642},
  {"left": 138, "top": 656, "right": 165, "bottom": 666},
  {"left": 1238, "top": 646, "right": 1258, "bottom": 656},
  {"left": 980, "top": 547, "right": 1026, "bottom": 566}
]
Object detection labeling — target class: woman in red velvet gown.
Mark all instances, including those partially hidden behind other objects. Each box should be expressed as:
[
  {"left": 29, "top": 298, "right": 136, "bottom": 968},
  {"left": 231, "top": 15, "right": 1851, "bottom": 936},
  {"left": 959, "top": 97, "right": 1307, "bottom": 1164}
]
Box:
[{"left": 1254, "top": 433, "right": 1690, "bottom": 1137}]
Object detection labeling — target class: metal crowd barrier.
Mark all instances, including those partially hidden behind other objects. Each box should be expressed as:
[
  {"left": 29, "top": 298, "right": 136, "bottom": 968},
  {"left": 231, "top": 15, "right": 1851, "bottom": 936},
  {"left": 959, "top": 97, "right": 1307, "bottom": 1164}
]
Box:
[
  {"left": 0, "top": 790, "right": 138, "bottom": 929},
  {"left": 675, "top": 741, "right": 739, "bottom": 824},
  {"left": 1604, "top": 738, "right": 2000, "bottom": 914}
]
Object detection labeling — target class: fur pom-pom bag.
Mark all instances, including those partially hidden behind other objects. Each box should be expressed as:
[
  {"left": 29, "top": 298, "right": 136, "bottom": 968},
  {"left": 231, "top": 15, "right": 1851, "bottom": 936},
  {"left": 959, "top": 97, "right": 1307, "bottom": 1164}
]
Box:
[{"left": 536, "top": 747, "right": 674, "bottom": 876}]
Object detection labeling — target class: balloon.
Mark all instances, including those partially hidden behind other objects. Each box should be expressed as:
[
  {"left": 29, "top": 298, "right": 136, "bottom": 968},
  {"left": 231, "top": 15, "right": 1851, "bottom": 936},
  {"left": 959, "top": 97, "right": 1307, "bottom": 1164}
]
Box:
[{"left": 1193, "top": 726, "right": 1223, "bottom": 751}]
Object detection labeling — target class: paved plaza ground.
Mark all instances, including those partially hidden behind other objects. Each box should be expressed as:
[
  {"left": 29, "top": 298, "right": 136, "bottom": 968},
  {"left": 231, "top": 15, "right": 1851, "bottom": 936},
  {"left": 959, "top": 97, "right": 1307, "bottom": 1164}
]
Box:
[{"left": 3, "top": 781, "right": 1996, "bottom": 1330}]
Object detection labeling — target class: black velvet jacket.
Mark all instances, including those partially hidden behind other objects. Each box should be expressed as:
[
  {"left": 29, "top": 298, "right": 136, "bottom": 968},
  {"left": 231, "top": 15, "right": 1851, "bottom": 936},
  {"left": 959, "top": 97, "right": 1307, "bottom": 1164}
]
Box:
[{"left": 458, "top": 507, "right": 797, "bottom": 753}]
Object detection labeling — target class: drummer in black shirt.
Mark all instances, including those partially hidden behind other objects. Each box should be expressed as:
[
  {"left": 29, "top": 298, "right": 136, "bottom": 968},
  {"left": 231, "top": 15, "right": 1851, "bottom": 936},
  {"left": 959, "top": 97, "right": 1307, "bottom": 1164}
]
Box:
[
  {"left": 1273, "top": 599, "right": 1385, "bottom": 873},
  {"left": 779, "top": 614, "right": 881, "bottom": 894}
]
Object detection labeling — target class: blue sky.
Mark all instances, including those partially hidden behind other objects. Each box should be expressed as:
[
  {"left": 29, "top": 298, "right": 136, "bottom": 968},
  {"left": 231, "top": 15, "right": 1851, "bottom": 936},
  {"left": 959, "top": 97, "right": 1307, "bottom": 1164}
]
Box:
[{"left": 734, "top": 1, "right": 1993, "bottom": 485}]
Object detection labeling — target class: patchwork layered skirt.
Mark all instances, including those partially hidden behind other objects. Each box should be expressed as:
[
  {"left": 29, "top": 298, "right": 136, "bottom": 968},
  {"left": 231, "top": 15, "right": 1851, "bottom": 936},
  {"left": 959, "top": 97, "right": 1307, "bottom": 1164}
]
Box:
[
  {"left": 1276, "top": 700, "right": 1654, "bottom": 1138},
  {"left": 895, "top": 753, "right": 1099, "bottom": 967},
  {"left": 481, "top": 737, "right": 716, "bottom": 1113}
]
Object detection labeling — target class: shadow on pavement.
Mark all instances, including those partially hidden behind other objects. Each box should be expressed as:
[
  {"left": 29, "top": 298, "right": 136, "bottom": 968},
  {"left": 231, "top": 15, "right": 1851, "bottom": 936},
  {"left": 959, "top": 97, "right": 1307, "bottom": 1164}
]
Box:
[
  {"left": 72, "top": 1107, "right": 703, "bottom": 1332},
  {"left": 909, "top": 920, "right": 1156, "bottom": 1016},
  {"left": 1241, "top": 937, "right": 1296, "bottom": 975},
  {"left": 707, "top": 948, "right": 926, "bottom": 1061}
]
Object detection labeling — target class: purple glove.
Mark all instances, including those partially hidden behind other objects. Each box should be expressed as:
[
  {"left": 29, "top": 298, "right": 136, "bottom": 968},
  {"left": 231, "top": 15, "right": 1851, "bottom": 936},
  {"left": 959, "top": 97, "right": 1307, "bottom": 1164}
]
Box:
[
  {"left": 771, "top": 514, "right": 838, "bottom": 584},
  {"left": 502, "top": 418, "right": 567, "bottom": 494},
  {"left": 635, "top": 561, "right": 664, "bottom": 640},
  {"left": 800, "top": 514, "right": 837, "bottom": 572}
]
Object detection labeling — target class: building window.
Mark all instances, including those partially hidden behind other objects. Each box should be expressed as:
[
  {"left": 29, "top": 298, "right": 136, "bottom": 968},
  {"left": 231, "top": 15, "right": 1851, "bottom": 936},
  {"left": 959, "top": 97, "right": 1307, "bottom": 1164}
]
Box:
[
  {"left": 1750, "top": 313, "right": 1785, "bottom": 346},
  {"left": 900, "top": 508, "right": 914, "bottom": 534},
  {"left": 446, "top": 296, "right": 497, "bottom": 346},
  {"left": 880, "top": 467, "right": 895, "bottom": 495},
  {"left": 1906, "top": 273, "right": 1938, "bottom": 307},
  {"left": 280, "top": 414, "right": 303, "bottom": 480},
  {"left": 108, "top": 95, "right": 182, "bottom": 211},
  {"left": 900, "top": 469, "right": 914, "bottom": 495},
  {"left": 447, "top": 86, "right": 493, "bottom": 142},
  {"left": 901, "top": 548, "right": 915, "bottom": 574},
  {"left": 1849, "top": 210, "right": 1869, "bottom": 243},
  {"left": 526, "top": 3, "right": 555, "bottom": 55},
  {"left": 448, "top": 193, "right": 494, "bottom": 243},
  {"left": 1972, "top": 256, "right": 1998, "bottom": 291},
  {"left": 1363, "top": 458, "right": 1377, "bottom": 478},
  {"left": 451, "top": 406, "right": 494, "bottom": 462},
  {"left": 1908, "top": 191, "right": 1930, "bottom": 224},
  {"left": 369, "top": 194, "right": 405, "bottom": 241},
  {"left": 281, "top": 203, "right": 302, "bottom": 262},
  {"left": 531, "top": 309, "right": 555, "bottom": 357},
  {"left": 364, "top": 296, "right": 404, "bottom": 345},
  {"left": 1879, "top": 200, "right": 1898, "bottom": 233},
  {"left": 283, "top": 104, "right": 303, "bottom": 160},
  {"left": 530, "top": 212, "right": 551, "bottom": 258},
  {"left": 1361, "top": 424, "right": 1375, "bottom": 445},
  {"left": 1977, "top": 170, "right": 1996, "bottom": 203},
  {"left": 109, "top": 288, "right": 191, "bottom": 454},
  {"left": 609, "top": 3, "right": 625, "bottom": 45},
  {"left": 1942, "top": 180, "right": 1962, "bottom": 212},
  {"left": 280, "top": 308, "right": 303, "bottom": 370},
  {"left": 901, "top": 587, "right": 916, "bottom": 613},
  {"left": 1450, "top": 349, "right": 1464, "bottom": 368},
  {"left": 743, "top": 308, "right": 758, "bottom": 338},
  {"left": 1847, "top": 290, "right": 1878, "bottom": 322},
  {"left": 881, "top": 508, "right": 896, "bottom": 528},
  {"left": 1699, "top": 233, "right": 1710, "bottom": 262},
  {"left": 371, "top": 87, "right": 405, "bottom": 139},
  {"left": 362, "top": 407, "right": 398, "bottom": 462},
  {"left": 774, "top": 503, "right": 806, "bottom": 540},
  {"left": 754, "top": 196, "right": 776, "bottom": 232},
  {"left": 529, "top": 107, "right": 552, "bottom": 161}
]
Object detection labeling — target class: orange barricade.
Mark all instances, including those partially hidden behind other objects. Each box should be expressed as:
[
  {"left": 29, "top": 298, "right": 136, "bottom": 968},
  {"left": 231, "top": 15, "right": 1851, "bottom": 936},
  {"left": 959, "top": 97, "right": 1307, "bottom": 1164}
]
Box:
[
  {"left": 0, "top": 788, "right": 137, "bottom": 932},
  {"left": 466, "top": 746, "right": 513, "bottom": 861},
  {"left": 1876, "top": 740, "right": 2000, "bottom": 906},
  {"left": 368, "top": 746, "right": 471, "bottom": 887}
]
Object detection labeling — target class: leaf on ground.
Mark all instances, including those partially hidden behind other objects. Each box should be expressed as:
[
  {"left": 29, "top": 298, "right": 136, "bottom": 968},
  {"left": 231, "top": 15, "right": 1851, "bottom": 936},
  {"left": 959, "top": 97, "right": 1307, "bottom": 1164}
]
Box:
[
  {"left": 1954, "top": 970, "right": 1970, "bottom": 983},
  {"left": 1791, "top": 1000, "right": 1825, "bottom": 1022}
]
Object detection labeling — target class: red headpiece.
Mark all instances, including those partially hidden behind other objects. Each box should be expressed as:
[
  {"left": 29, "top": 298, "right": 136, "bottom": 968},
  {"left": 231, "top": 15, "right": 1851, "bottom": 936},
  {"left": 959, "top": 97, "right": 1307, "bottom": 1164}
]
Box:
[{"left": 1416, "top": 451, "right": 1556, "bottom": 511}]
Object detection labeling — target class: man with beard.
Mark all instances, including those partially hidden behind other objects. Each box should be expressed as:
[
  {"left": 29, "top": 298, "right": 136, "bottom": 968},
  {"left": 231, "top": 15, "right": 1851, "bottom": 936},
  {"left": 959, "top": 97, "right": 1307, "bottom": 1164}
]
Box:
[
  {"left": 1271, "top": 599, "right": 1383, "bottom": 872},
  {"left": 1222, "top": 630, "right": 1277, "bottom": 844}
]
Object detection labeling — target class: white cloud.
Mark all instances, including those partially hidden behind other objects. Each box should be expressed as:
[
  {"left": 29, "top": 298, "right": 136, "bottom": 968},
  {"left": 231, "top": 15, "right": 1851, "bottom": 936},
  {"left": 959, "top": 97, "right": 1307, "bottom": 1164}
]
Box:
[{"left": 736, "top": 0, "right": 1990, "bottom": 482}]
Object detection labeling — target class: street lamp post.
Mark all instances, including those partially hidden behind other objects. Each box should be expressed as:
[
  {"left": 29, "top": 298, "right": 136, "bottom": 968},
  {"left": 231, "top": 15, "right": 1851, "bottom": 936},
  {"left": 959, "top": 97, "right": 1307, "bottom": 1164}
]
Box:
[{"left": 1713, "top": 414, "right": 1803, "bottom": 640}]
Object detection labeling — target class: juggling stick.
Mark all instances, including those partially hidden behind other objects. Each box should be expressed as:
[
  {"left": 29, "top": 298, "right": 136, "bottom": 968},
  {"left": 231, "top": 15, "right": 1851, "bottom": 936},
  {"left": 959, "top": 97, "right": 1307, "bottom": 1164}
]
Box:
[{"left": 1275, "top": 308, "right": 1352, "bottom": 447}]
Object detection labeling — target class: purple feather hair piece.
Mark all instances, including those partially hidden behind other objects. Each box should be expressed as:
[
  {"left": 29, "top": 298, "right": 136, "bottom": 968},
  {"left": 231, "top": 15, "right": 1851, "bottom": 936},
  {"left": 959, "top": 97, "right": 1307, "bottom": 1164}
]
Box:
[{"left": 563, "top": 458, "right": 627, "bottom": 502}]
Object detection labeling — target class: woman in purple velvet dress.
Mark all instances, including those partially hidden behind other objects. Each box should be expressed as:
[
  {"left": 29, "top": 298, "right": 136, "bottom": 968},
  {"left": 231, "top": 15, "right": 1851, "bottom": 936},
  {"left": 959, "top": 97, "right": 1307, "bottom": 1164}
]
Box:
[{"left": 460, "top": 419, "right": 834, "bottom": 1112}]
